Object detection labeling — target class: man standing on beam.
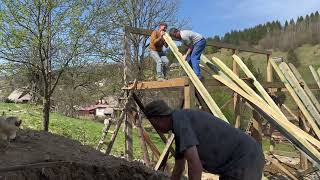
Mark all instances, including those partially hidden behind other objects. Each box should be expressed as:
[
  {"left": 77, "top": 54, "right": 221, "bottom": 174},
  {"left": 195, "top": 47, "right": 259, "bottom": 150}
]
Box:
[
  {"left": 169, "top": 28, "right": 206, "bottom": 79},
  {"left": 144, "top": 100, "right": 265, "bottom": 180},
  {"left": 149, "top": 22, "right": 170, "bottom": 81}
]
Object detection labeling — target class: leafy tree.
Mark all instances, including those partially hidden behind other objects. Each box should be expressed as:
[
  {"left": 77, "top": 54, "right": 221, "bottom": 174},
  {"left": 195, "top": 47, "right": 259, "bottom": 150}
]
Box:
[{"left": 0, "top": 0, "right": 106, "bottom": 131}]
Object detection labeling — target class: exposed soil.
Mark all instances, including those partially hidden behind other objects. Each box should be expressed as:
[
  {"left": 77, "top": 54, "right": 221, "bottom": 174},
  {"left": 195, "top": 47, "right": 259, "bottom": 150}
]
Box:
[{"left": 0, "top": 129, "right": 168, "bottom": 180}]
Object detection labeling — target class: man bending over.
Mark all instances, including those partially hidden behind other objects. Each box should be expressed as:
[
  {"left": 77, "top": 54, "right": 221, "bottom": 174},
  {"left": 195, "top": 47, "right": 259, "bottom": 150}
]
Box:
[{"left": 145, "top": 100, "right": 265, "bottom": 180}]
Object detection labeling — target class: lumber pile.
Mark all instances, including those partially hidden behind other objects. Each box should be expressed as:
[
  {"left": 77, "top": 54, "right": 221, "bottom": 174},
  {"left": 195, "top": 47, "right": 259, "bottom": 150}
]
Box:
[{"left": 163, "top": 33, "right": 320, "bottom": 168}]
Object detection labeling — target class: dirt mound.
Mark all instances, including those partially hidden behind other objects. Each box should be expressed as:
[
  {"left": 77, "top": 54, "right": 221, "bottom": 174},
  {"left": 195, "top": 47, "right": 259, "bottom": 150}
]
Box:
[{"left": 0, "top": 129, "right": 168, "bottom": 180}]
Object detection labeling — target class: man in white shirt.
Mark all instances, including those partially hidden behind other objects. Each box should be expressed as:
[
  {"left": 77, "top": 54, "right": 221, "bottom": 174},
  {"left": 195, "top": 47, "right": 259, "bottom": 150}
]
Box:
[{"left": 169, "top": 28, "right": 206, "bottom": 79}]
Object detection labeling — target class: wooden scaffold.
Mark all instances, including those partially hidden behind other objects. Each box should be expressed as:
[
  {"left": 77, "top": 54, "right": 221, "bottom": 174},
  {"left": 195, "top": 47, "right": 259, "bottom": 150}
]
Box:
[{"left": 96, "top": 26, "right": 320, "bottom": 179}]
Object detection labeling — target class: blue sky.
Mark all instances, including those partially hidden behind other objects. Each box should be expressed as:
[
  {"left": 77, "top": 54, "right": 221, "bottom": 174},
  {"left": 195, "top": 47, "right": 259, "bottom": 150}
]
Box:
[{"left": 178, "top": 0, "right": 320, "bottom": 37}]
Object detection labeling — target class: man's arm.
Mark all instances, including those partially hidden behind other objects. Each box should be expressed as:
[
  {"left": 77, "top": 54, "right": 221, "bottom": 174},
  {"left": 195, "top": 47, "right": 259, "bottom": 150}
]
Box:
[
  {"left": 151, "top": 31, "right": 164, "bottom": 45},
  {"left": 184, "top": 146, "right": 202, "bottom": 180},
  {"left": 182, "top": 46, "right": 193, "bottom": 60},
  {"left": 171, "top": 158, "right": 186, "bottom": 180}
]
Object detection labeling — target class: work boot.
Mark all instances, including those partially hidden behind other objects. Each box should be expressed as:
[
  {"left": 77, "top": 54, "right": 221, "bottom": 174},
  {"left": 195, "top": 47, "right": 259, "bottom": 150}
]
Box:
[{"left": 157, "top": 77, "right": 165, "bottom": 81}]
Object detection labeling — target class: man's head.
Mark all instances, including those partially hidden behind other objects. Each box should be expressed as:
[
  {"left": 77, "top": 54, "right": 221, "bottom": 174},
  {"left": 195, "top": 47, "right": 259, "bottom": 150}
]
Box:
[
  {"left": 159, "top": 22, "right": 167, "bottom": 32},
  {"left": 145, "top": 100, "right": 173, "bottom": 133},
  {"left": 169, "top": 28, "right": 181, "bottom": 39}
]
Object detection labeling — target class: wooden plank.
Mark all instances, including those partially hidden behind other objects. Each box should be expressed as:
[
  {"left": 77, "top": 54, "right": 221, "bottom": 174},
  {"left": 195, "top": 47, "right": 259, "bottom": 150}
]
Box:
[
  {"left": 289, "top": 63, "right": 320, "bottom": 113},
  {"left": 203, "top": 79, "right": 320, "bottom": 90},
  {"left": 163, "top": 34, "right": 228, "bottom": 122},
  {"left": 233, "top": 55, "right": 289, "bottom": 121},
  {"left": 207, "top": 56, "right": 320, "bottom": 150},
  {"left": 124, "top": 114, "right": 133, "bottom": 160},
  {"left": 132, "top": 93, "right": 175, "bottom": 155},
  {"left": 184, "top": 84, "right": 195, "bottom": 109},
  {"left": 106, "top": 110, "right": 126, "bottom": 154},
  {"left": 265, "top": 155, "right": 299, "bottom": 180},
  {"left": 233, "top": 56, "right": 241, "bottom": 128},
  {"left": 310, "top": 65, "right": 320, "bottom": 88},
  {"left": 124, "top": 26, "right": 271, "bottom": 55},
  {"left": 136, "top": 109, "right": 150, "bottom": 166},
  {"left": 142, "top": 128, "right": 161, "bottom": 159},
  {"left": 270, "top": 59, "right": 320, "bottom": 143},
  {"left": 213, "top": 74, "right": 320, "bottom": 164},
  {"left": 123, "top": 78, "right": 188, "bottom": 90},
  {"left": 282, "top": 105, "right": 298, "bottom": 121},
  {"left": 212, "top": 56, "right": 320, "bottom": 147},
  {"left": 279, "top": 63, "right": 320, "bottom": 128},
  {"left": 154, "top": 134, "right": 175, "bottom": 171}
]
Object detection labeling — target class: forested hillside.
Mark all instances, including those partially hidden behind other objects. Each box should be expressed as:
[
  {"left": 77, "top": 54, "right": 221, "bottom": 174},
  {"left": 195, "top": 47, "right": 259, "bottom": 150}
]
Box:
[{"left": 210, "top": 11, "right": 320, "bottom": 51}]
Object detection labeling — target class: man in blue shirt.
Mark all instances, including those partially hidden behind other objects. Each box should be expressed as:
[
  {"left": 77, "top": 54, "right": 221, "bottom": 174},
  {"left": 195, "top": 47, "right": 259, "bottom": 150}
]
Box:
[{"left": 145, "top": 100, "right": 265, "bottom": 180}]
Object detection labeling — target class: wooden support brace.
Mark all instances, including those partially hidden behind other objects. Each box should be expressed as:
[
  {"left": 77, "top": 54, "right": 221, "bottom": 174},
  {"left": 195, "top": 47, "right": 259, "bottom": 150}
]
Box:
[
  {"left": 310, "top": 65, "right": 320, "bottom": 88},
  {"left": 154, "top": 134, "right": 175, "bottom": 171},
  {"left": 289, "top": 63, "right": 320, "bottom": 113},
  {"left": 279, "top": 63, "right": 320, "bottom": 134},
  {"left": 163, "top": 34, "right": 228, "bottom": 122},
  {"left": 132, "top": 93, "right": 175, "bottom": 155},
  {"left": 265, "top": 155, "right": 299, "bottom": 180}
]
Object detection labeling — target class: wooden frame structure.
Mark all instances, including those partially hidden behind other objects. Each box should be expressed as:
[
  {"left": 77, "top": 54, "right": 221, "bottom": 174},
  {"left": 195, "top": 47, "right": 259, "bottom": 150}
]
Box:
[{"left": 97, "top": 26, "right": 320, "bottom": 178}]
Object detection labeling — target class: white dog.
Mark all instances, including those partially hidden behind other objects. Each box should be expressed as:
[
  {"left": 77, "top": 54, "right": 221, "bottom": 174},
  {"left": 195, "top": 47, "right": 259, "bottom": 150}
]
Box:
[{"left": 0, "top": 116, "right": 22, "bottom": 141}]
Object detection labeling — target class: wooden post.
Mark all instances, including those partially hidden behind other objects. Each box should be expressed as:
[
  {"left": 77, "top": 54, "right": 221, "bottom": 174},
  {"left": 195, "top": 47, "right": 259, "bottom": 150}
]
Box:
[
  {"left": 184, "top": 83, "right": 195, "bottom": 109},
  {"left": 266, "top": 55, "right": 275, "bottom": 152},
  {"left": 136, "top": 109, "right": 150, "bottom": 166},
  {"left": 123, "top": 33, "right": 130, "bottom": 85},
  {"left": 124, "top": 90, "right": 133, "bottom": 161},
  {"left": 233, "top": 49, "right": 241, "bottom": 128},
  {"left": 298, "top": 110, "right": 309, "bottom": 170}
]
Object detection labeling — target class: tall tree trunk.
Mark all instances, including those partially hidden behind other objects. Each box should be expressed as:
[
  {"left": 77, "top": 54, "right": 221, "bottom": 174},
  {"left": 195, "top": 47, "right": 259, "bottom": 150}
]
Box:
[{"left": 43, "top": 91, "right": 50, "bottom": 131}]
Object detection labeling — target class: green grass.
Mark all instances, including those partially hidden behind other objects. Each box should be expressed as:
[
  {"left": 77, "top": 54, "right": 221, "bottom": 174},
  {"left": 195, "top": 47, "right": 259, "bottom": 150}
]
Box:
[
  {"left": 0, "top": 102, "right": 165, "bottom": 159},
  {"left": 0, "top": 102, "right": 297, "bottom": 160}
]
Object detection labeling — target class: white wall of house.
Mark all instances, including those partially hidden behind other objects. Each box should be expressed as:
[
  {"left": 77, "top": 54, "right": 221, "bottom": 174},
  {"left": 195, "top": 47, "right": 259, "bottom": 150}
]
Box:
[{"left": 96, "top": 108, "right": 106, "bottom": 117}]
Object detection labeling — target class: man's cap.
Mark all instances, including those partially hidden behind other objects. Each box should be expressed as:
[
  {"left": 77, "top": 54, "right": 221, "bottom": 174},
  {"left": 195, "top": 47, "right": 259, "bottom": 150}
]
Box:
[
  {"left": 144, "top": 100, "right": 173, "bottom": 118},
  {"left": 159, "top": 22, "right": 167, "bottom": 27}
]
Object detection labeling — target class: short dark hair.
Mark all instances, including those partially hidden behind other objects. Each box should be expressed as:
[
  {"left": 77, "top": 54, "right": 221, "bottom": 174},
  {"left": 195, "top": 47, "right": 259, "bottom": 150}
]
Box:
[
  {"left": 159, "top": 22, "right": 167, "bottom": 27},
  {"left": 169, "top": 28, "right": 179, "bottom": 37}
]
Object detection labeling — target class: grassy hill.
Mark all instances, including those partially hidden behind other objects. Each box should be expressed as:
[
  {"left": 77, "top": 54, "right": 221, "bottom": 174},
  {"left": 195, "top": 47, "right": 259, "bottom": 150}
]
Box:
[
  {"left": 0, "top": 102, "right": 165, "bottom": 159},
  {"left": 0, "top": 102, "right": 297, "bottom": 159}
]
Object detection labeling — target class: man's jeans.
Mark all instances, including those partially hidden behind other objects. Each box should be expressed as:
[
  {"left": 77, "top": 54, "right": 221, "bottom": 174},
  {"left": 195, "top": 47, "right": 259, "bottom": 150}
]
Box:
[
  {"left": 186, "top": 38, "right": 206, "bottom": 78},
  {"left": 150, "top": 50, "right": 169, "bottom": 78}
]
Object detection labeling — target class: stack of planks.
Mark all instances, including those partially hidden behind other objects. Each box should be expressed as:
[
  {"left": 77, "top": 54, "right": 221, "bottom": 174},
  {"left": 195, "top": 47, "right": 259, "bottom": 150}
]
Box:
[{"left": 163, "top": 34, "right": 320, "bottom": 168}]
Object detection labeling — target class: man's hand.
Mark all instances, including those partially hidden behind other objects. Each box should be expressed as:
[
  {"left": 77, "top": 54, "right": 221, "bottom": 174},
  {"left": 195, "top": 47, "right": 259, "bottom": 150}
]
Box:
[
  {"left": 160, "top": 30, "right": 165, "bottom": 37},
  {"left": 182, "top": 54, "right": 188, "bottom": 61},
  {"left": 184, "top": 146, "right": 202, "bottom": 180},
  {"left": 171, "top": 159, "right": 186, "bottom": 180}
]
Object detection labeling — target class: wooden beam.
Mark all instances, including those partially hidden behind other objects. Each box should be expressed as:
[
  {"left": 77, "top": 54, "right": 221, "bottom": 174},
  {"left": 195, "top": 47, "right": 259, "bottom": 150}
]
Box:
[
  {"left": 213, "top": 75, "right": 320, "bottom": 164},
  {"left": 233, "top": 54, "right": 241, "bottom": 128},
  {"left": 142, "top": 128, "right": 161, "bottom": 159},
  {"left": 270, "top": 59, "right": 320, "bottom": 142},
  {"left": 289, "top": 63, "right": 320, "bottom": 113},
  {"left": 310, "top": 65, "right": 320, "bottom": 88},
  {"left": 136, "top": 109, "right": 150, "bottom": 166},
  {"left": 123, "top": 78, "right": 188, "bottom": 90},
  {"left": 132, "top": 93, "right": 175, "bottom": 155},
  {"left": 154, "top": 134, "right": 175, "bottom": 171},
  {"left": 206, "top": 56, "right": 320, "bottom": 150},
  {"left": 124, "top": 26, "right": 271, "bottom": 55},
  {"left": 164, "top": 34, "right": 228, "bottom": 122},
  {"left": 184, "top": 84, "right": 195, "bottom": 109},
  {"left": 279, "top": 63, "right": 320, "bottom": 130},
  {"left": 265, "top": 155, "right": 299, "bottom": 180},
  {"left": 203, "top": 79, "right": 320, "bottom": 90}
]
